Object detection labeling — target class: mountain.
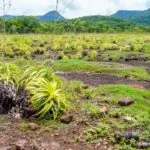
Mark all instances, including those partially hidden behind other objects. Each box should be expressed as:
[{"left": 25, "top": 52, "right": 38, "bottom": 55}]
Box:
[
  {"left": 0, "top": 10, "right": 65, "bottom": 21},
  {"left": 39, "top": 10, "right": 65, "bottom": 21},
  {"left": 112, "top": 8, "right": 150, "bottom": 25},
  {"left": 0, "top": 9, "right": 150, "bottom": 25},
  {"left": 1, "top": 15, "right": 15, "bottom": 19}
]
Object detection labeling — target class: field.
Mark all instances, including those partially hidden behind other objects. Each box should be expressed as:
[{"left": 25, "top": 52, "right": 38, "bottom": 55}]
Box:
[{"left": 0, "top": 33, "right": 150, "bottom": 150}]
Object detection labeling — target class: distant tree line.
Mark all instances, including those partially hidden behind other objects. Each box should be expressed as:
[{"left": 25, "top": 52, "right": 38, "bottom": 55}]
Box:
[{"left": 0, "top": 16, "right": 150, "bottom": 33}]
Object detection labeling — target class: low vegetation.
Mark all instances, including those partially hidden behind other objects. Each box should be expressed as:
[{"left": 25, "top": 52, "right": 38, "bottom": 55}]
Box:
[
  {"left": 0, "top": 33, "right": 149, "bottom": 149},
  {"left": 0, "top": 63, "right": 69, "bottom": 119},
  {"left": 0, "top": 34, "right": 150, "bottom": 61},
  {"left": 0, "top": 15, "right": 150, "bottom": 33}
]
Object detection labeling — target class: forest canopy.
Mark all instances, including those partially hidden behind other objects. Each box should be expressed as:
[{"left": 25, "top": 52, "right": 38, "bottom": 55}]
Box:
[{"left": 0, "top": 16, "right": 150, "bottom": 33}]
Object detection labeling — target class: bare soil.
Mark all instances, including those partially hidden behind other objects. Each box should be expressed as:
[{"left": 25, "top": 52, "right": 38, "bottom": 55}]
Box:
[
  {"left": 0, "top": 114, "right": 113, "bottom": 150},
  {"left": 60, "top": 72, "right": 150, "bottom": 89}
]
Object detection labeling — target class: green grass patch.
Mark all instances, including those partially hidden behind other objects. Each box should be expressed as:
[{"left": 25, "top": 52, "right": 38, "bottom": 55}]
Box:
[
  {"left": 94, "top": 85, "right": 150, "bottom": 116},
  {"left": 54, "top": 59, "right": 150, "bottom": 80},
  {"left": 101, "top": 51, "right": 150, "bottom": 61}
]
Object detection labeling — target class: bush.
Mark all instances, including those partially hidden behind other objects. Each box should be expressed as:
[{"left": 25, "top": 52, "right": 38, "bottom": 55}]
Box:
[
  {"left": 26, "top": 78, "right": 69, "bottom": 119},
  {"left": 22, "top": 67, "right": 70, "bottom": 119},
  {"left": 0, "top": 64, "right": 69, "bottom": 119},
  {"left": 88, "top": 50, "right": 98, "bottom": 59},
  {"left": 0, "top": 63, "right": 19, "bottom": 85}
]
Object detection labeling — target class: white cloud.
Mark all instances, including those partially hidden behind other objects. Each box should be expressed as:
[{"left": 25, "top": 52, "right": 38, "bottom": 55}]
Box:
[{"left": 0, "top": 0, "right": 149, "bottom": 18}]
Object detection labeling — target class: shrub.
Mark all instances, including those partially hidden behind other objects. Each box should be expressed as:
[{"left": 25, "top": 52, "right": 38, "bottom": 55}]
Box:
[
  {"left": 21, "top": 67, "right": 69, "bottom": 119},
  {"left": 0, "top": 64, "right": 69, "bottom": 119},
  {"left": 88, "top": 50, "right": 98, "bottom": 59},
  {"left": 26, "top": 78, "right": 69, "bottom": 119},
  {"left": 0, "top": 63, "right": 19, "bottom": 85},
  {"left": 57, "top": 51, "right": 64, "bottom": 60},
  {"left": 20, "top": 66, "right": 56, "bottom": 86}
]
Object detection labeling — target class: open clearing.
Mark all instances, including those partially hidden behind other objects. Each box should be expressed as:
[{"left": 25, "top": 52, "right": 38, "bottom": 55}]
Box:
[{"left": 0, "top": 34, "right": 150, "bottom": 150}]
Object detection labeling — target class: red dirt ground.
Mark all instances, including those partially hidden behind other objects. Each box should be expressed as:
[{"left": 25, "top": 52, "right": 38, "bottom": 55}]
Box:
[{"left": 60, "top": 72, "right": 150, "bottom": 89}]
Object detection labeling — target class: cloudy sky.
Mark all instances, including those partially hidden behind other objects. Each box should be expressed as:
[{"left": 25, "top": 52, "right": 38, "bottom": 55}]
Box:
[{"left": 0, "top": 0, "right": 150, "bottom": 18}]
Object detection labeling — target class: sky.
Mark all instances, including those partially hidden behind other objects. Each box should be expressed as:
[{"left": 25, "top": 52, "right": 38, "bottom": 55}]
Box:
[{"left": 0, "top": 0, "right": 150, "bottom": 18}]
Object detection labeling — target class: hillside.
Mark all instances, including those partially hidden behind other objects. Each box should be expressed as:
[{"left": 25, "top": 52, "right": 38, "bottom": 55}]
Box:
[
  {"left": 38, "top": 10, "right": 65, "bottom": 21},
  {"left": 1, "top": 15, "right": 15, "bottom": 19},
  {"left": 112, "top": 8, "right": 150, "bottom": 25},
  {"left": 77, "top": 15, "right": 133, "bottom": 25},
  {"left": 0, "top": 10, "right": 65, "bottom": 21},
  {"left": 1, "top": 9, "right": 150, "bottom": 25},
  {"left": 0, "top": 9, "right": 150, "bottom": 33}
]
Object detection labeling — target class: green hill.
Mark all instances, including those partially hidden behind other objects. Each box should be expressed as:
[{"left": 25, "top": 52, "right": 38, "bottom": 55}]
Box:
[
  {"left": 112, "top": 8, "right": 150, "bottom": 25},
  {"left": 0, "top": 10, "right": 65, "bottom": 21}
]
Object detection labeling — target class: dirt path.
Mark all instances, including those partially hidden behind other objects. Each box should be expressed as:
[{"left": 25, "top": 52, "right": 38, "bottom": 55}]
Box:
[
  {"left": 0, "top": 115, "right": 113, "bottom": 150},
  {"left": 60, "top": 72, "right": 150, "bottom": 89}
]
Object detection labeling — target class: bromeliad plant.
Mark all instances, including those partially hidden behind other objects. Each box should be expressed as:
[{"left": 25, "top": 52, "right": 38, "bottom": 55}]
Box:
[
  {"left": 22, "top": 67, "right": 70, "bottom": 119},
  {"left": 0, "top": 63, "right": 19, "bottom": 85},
  {"left": 0, "top": 63, "right": 69, "bottom": 119},
  {"left": 25, "top": 78, "right": 69, "bottom": 119}
]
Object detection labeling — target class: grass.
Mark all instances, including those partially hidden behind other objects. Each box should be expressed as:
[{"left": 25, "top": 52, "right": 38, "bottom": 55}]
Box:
[
  {"left": 4, "top": 58, "right": 150, "bottom": 81},
  {"left": 93, "top": 85, "right": 150, "bottom": 116},
  {"left": 82, "top": 102, "right": 100, "bottom": 118},
  {"left": 54, "top": 59, "right": 150, "bottom": 80},
  {"left": 77, "top": 84, "right": 150, "bottom": 148},
  {"left": 82, "top": 123, "right": 110, "bottom": 143},
  {"left": 0, "top": 63, "right": 149, "bottom": 149},
  {"left": 101, "top": 50, "right": 150, "bottom": 61}
]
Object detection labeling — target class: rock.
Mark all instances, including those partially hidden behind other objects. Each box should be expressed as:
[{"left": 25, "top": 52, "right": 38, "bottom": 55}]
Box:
[
  {"left": 51, "top": 142, "right": 60, "bottom": 150},
  {"left": 54, "top": 133, "right": 60, "bottom": 136},
  {"left": 28, "top": 123, "right": 40, "bottom": 131},
  {"left": 115, "top": 132, "right": 139, "bottom": 141},
  {"left": 9, "top": 107, "right": 23, "bottom": 119},
  {"left": 14, "top": 139, "right": 27, "bottom": 150},
  {"left": 14, "top": 113, "right": 22, "bottom": 119},
  {"left": 82, "top": 84, "right": 89, "bottom": 89},
  {"left": 100, "top": 107, "right": 109, "bottom": 114},
  {"left": 118, "top": 97, "right": 134, "bottom": 106},
  {"left": 60, "top": 115, "right": 74, "bottom": 124},
  {"left": 95, "top": 143, "right": 101, "bottom": 149},
  {"left": 112, "top": 113, "right": 121, "bottom": 119},
  {"left": 136, "top": 141, "right": 150, "bottom": 149},
  {"left": 124, "top": 116, "right": 133, "bottom": 122},
  {"left": 0, "top": 82, "right": 16, "bottom": 114}
]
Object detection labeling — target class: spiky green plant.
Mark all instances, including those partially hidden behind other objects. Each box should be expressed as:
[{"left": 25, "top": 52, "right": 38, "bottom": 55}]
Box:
[
  {"left": 25, "top": 78, "right": 69, "bottom": 119},
  {"left": 20, "top": 66, "right": 57, "bottom": 86},
  {"left": 0, "top": 63, "right": 19, "bottom": 85}
]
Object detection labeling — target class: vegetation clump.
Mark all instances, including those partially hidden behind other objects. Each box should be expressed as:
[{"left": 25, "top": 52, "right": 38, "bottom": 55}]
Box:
[{"left": 0, "top": 63, "right": 69, "bottom": 119}]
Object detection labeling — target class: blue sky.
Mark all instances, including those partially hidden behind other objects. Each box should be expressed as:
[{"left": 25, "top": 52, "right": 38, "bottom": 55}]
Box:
[{"left": 0, "top": 0, "right": 150, "bottom": 18}]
